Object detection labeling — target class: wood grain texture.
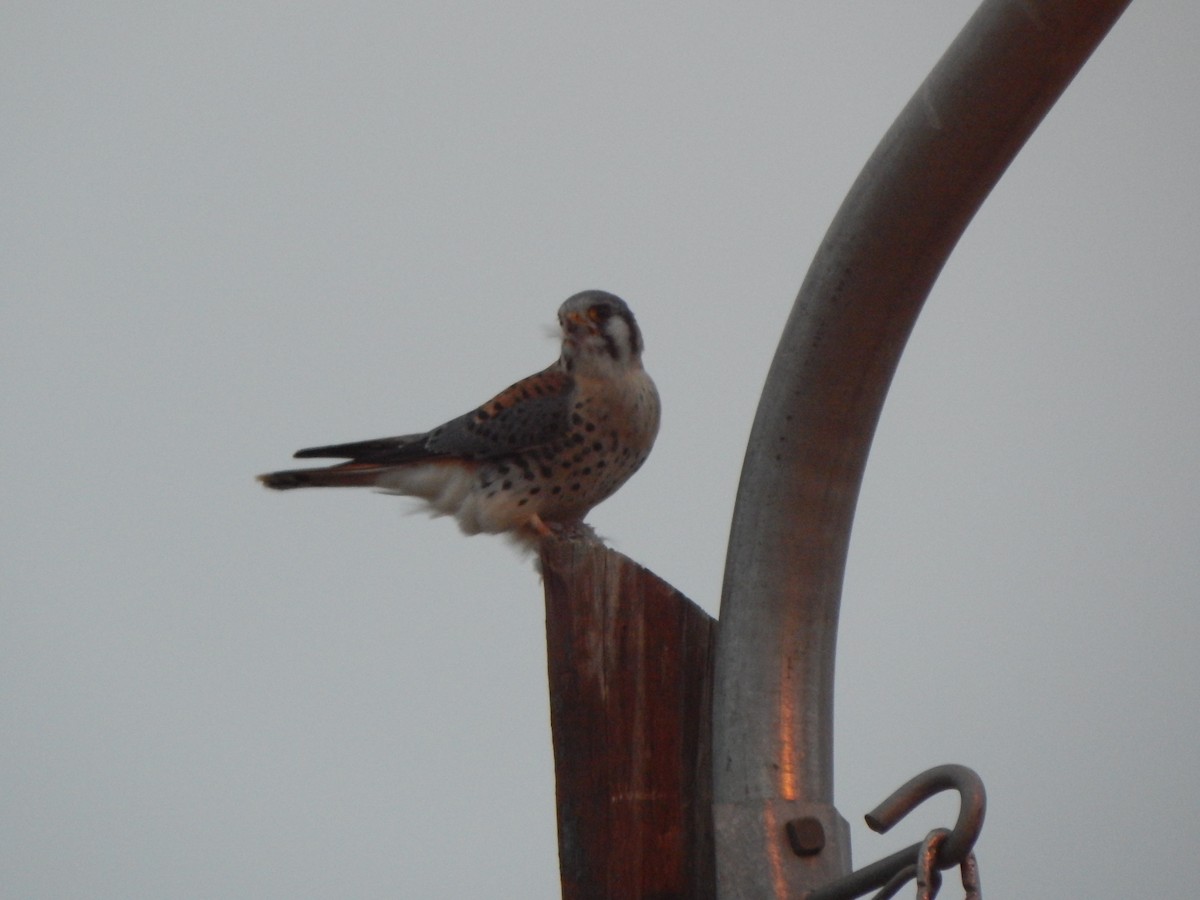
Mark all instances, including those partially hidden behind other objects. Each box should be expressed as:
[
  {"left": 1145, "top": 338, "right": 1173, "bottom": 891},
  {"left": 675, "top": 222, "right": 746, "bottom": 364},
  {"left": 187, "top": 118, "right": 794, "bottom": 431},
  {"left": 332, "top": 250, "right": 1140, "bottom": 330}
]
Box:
[{"left": 541, "top": 538, "right": 716, "bottom": 900}]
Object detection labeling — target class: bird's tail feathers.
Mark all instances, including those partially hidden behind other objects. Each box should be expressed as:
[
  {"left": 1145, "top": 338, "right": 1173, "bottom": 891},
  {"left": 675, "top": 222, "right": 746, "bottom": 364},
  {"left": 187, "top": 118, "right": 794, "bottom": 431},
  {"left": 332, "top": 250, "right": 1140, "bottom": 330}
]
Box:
[
  {"left": 292, "top": 434, "right": 425, "bottom": 461},
  {"left": 257, "top": 463, "right": 384, "bottom": 491}
]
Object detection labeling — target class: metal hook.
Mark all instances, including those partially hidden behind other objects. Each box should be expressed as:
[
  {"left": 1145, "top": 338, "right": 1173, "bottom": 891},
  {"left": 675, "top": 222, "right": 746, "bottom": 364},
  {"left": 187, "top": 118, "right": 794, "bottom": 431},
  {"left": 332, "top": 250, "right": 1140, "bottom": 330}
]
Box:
[
  {"left": 805, "top": 764, "right": 986, "bottom": 900},
  {"left": 865, "top": 764, "right": 986, "bottom": 868}
]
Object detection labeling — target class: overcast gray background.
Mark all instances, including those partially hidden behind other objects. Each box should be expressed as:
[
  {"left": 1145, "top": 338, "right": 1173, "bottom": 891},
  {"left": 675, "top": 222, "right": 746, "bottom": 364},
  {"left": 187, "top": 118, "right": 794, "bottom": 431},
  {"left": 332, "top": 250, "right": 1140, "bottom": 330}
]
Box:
[{"left": 4, "top": 3, "right": 1199, "bottom": 897}]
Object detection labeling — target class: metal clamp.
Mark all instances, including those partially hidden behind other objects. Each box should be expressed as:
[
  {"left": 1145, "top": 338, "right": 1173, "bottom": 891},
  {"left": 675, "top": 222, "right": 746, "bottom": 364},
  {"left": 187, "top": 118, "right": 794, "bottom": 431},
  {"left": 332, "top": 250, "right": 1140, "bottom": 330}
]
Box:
[{"left": 805, "top": 764, "right": 986, "bottom": 900}]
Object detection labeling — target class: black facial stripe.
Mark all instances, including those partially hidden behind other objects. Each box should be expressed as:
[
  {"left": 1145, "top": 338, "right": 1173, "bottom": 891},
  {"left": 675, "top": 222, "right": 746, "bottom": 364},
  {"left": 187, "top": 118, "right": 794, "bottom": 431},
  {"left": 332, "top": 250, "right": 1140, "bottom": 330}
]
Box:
[{"left": 602, "top": 331, "right": 620, "bottom": 360}]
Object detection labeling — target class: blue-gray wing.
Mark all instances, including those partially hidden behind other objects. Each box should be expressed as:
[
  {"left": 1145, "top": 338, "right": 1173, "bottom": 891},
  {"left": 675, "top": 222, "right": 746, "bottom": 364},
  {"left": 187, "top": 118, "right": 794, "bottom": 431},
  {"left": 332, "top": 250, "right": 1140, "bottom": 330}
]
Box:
[{"left": 290, "top": 366, "right": 574, "bottom": 465}]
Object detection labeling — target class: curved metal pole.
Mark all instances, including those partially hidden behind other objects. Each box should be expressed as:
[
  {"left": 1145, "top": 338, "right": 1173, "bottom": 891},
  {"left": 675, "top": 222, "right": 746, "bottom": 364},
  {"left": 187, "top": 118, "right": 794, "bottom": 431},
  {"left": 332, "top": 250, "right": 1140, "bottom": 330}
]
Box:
[{"left": 712, "top": 1, "right": 1132, "bottom": 896}]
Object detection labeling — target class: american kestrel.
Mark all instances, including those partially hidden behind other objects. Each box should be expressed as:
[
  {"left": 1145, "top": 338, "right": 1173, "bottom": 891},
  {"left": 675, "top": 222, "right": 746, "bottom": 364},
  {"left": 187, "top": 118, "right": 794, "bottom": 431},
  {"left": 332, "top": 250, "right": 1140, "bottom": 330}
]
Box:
[{"left": 258, "top": 290, "right": 660, "bottom": 541}]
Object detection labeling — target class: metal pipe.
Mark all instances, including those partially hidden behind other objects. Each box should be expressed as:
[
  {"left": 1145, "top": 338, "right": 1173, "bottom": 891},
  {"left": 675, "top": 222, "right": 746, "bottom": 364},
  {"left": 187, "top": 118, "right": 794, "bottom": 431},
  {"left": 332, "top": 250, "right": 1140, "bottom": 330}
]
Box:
[{"left": 712, "top": 1, "right": 1132, "bottom": 896}]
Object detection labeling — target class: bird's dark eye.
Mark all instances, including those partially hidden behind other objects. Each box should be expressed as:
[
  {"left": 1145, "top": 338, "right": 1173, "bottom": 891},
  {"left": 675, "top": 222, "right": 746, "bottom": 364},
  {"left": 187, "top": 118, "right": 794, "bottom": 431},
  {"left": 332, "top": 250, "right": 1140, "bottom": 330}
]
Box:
[{"left": 588, "top": 304, "right": 613, "bottom": 323}]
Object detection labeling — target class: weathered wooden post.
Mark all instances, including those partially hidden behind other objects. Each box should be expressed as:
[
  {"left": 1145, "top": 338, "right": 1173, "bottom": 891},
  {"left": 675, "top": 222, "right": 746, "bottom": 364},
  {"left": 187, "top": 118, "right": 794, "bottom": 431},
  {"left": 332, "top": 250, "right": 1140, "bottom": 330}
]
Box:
[{"left": 541, "top": 538, "right": 715, "bottom": 900}]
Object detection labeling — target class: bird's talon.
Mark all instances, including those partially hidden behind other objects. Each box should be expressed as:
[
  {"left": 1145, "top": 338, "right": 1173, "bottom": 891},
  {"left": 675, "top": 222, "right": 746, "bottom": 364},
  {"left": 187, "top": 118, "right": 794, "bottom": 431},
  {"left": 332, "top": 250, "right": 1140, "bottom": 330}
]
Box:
[{"left": 529, "top": 514, "right": 555, "bottom": 538}]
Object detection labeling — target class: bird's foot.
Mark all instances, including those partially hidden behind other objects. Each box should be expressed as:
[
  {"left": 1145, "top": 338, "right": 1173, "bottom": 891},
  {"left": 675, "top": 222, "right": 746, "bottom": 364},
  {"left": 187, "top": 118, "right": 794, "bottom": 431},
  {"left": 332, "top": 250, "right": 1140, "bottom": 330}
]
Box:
[{"left": 527, "top": 516, "right": 598, "bottom": 543}]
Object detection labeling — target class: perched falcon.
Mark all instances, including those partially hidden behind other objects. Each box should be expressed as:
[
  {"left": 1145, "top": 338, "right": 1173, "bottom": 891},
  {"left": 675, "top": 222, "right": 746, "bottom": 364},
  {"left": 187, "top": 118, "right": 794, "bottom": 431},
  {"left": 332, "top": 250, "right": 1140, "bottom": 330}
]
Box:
[{"left": 258, "top": 290, "right": 660, "bottom": 541}]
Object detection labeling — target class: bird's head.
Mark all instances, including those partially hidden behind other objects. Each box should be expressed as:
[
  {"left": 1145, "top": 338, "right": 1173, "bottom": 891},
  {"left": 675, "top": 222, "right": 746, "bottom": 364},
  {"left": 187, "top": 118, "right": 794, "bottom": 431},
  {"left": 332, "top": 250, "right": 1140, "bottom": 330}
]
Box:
[{"left": 557, "top": 290, "right": 645, "bottom": 374}]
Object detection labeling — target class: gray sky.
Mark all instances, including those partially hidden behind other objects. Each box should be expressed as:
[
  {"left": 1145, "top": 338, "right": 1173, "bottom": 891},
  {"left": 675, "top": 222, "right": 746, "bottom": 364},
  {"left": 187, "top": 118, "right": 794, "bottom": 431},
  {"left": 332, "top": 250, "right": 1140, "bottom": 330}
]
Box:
[{"left": 4, "top": 3, "right": 1198, "bottom": 897}]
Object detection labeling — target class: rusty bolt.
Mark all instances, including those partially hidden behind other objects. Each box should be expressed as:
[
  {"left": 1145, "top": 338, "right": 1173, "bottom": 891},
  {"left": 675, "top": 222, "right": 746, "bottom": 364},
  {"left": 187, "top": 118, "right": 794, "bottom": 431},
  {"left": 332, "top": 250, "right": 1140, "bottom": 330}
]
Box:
[{"left": 786, "top": 816, "right": 826, "bottom": 857}]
